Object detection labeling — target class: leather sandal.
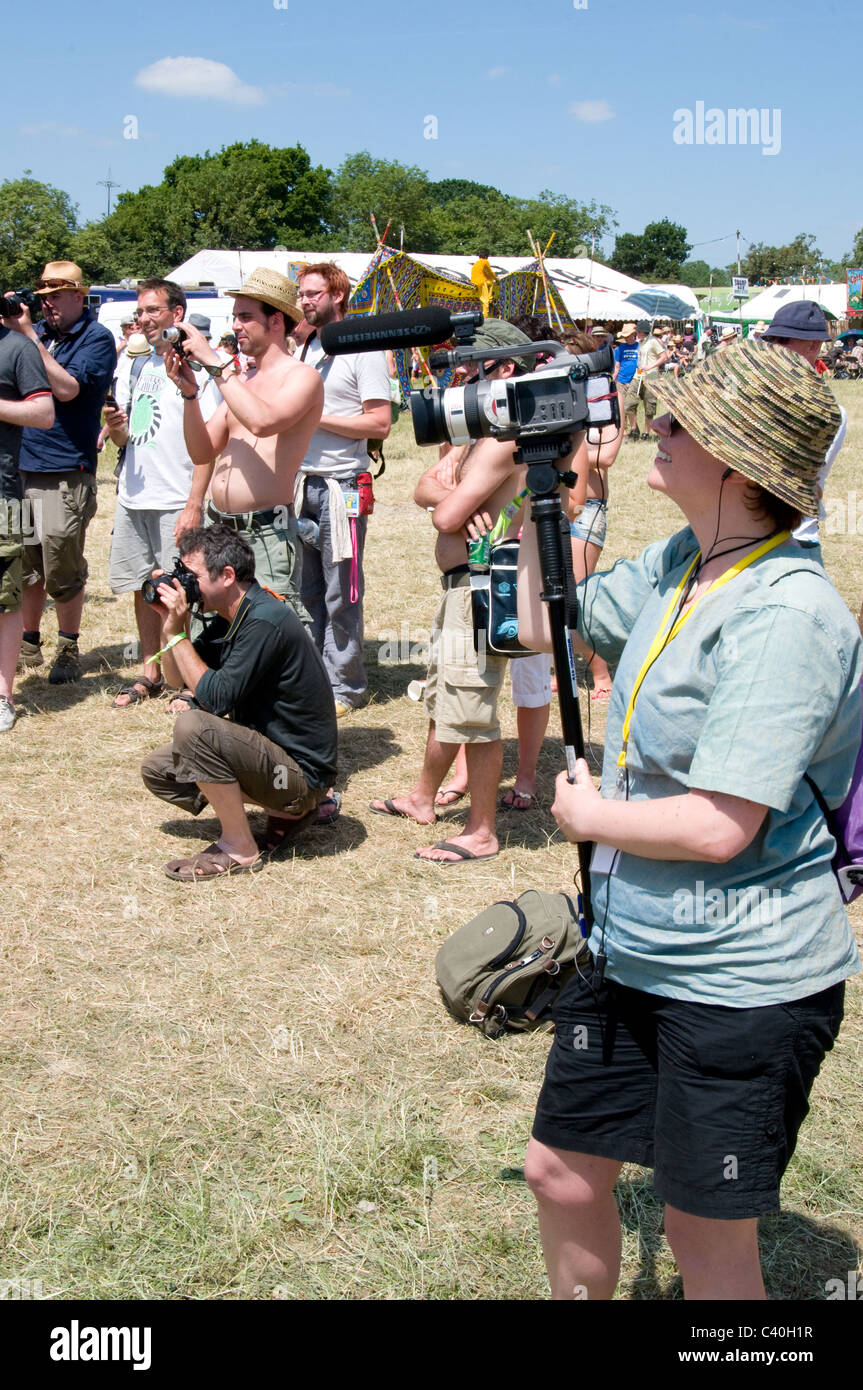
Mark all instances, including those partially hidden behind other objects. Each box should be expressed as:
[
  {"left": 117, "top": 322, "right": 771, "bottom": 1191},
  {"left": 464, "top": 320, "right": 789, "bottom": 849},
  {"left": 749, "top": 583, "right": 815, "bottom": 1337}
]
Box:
[
  {"left": 113, "top": 676, "right": 165, "bottom": 708},
  {"left": 165, "top": 843, "right": 263, "bottom": 880}
]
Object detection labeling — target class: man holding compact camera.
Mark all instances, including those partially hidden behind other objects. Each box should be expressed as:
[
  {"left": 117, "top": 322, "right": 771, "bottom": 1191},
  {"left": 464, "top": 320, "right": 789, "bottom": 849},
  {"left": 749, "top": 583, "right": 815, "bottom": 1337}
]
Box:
[
  {"left": 103, "top": 278, "right": 221, "bottom": 707},
  {"left": 140, "top": 524, "right": 337, "bottom": 880},
  {"left": 1, "top": 261, "right": 115, "bottom": 684}
]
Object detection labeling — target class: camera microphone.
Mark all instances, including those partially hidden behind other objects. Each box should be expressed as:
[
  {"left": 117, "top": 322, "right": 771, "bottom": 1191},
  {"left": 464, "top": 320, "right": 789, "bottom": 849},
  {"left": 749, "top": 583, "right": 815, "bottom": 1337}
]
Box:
[{"left": 319, "top": 306, "right": 461, "bottom": 356}]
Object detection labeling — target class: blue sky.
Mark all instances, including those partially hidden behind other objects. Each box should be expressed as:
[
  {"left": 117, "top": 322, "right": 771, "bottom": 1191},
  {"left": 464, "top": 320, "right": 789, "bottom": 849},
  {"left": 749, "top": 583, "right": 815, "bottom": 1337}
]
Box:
[{"left": 3, "top": 0, "right": 857, "bottom": 265}]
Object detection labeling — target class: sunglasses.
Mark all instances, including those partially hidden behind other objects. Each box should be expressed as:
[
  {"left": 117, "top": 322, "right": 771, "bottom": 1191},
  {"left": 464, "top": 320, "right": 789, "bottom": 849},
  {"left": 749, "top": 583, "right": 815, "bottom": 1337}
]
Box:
[{"left": 667, "top": 413, "right": 683, "bottom": 436}]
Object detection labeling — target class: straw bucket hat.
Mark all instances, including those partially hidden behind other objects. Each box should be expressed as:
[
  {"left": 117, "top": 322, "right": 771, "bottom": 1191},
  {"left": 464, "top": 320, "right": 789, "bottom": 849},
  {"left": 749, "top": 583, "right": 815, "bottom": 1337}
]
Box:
[
  {"left": 226, "top": 267, "right": 303, "bottom": 324},
  {"left": 652, "top": 338, "right": 841, "bottom": 514}
]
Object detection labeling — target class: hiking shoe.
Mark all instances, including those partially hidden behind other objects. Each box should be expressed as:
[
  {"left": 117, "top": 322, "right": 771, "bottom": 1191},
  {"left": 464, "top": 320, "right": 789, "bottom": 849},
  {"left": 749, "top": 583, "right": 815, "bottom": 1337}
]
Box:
[
  {"left": 18, "top": 638, "right": 43, "bottom": 670},
  {"left": 49, "top": 638, "right": 81, "bottom": 684},
  {"left": 0, "top": 697, "right": 15, "bottom": 732}
]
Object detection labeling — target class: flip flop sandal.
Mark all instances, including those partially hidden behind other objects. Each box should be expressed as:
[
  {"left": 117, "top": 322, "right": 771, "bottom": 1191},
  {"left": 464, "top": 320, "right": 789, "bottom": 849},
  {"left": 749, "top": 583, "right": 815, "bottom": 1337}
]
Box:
[
  {"left": 499, "top": 789, "right": 537, "bottom": 811},
  {"left": 413, "top": 839, "right": 500, "bottom": 866},
  {"left": 165, "top": 842, "right": 264, "bottom": 880},
  {"left": 434, "top": 786, "right": 467, "bottom": 808},
  {"left": 112, "top": 676, "right": 165, "bottom": 708},
  {"left": 369, "top": 798, "right": 438, "bottom": 824}
]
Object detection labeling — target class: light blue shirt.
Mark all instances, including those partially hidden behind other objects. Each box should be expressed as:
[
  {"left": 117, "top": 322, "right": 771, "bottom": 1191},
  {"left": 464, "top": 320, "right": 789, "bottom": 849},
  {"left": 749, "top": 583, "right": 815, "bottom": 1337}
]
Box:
[{"left": 578, "top": 526, "right": 863, "bottom": 1006}]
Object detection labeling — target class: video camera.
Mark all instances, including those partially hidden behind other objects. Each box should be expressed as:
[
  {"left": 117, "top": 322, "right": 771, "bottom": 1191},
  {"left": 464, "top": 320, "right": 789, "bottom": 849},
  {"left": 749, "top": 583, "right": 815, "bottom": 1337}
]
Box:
[
  {"left": 0, "top": 288, "right": 41, "bottom": 320},
  {"left": 318, "top": 306, "right": 619, "bottom": 451}
]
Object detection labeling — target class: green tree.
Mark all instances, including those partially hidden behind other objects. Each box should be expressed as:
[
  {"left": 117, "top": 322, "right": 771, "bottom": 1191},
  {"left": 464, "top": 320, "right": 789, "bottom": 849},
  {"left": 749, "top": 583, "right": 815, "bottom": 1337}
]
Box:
[
  {"left": 0, "top": 174, "right": 78, "bottom": 289},
  {"left": 678, "top": 259, "right": 712, "bottom": 287},
  {"left": 426, "top": 188, "right": 613, "bottom": 257},
  {"left": 610, "top": 219, "right": 691, "bottom": 280},
  {"left": 740, "top": 232, "right": 822, "bottom": 283},
  {"left": 428, "top": 177, "right": 504, "bottom": 205},
  {"left": 329, "top": 152, "right": 439, "bottom": 251},
  {"left": 77, "top": 141, "right": 333, "bottom": 279}
]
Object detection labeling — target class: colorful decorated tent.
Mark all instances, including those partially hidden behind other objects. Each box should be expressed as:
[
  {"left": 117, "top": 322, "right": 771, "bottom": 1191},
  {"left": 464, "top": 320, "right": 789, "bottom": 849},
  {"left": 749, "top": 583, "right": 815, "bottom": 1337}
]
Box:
[{"left": 348, "top": 246, "right": 573, "bottom": 399}]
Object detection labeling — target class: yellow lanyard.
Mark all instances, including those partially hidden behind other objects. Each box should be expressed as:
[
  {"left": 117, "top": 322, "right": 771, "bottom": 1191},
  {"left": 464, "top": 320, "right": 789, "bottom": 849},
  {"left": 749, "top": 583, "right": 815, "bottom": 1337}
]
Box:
[{"left": 617, "top": 531, "right": 790, "bottom": 770}]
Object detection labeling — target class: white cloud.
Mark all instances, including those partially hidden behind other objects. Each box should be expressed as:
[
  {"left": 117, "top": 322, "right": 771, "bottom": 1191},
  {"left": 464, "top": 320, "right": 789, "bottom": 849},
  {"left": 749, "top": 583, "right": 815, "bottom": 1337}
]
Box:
[
  {"left": 19, "top": 120, "right": 84, "bottom": 137},
  {"left": 547, "top": 73, "right": 562, "bottom": 86},
  {"left": 568, "top": 99, "right": 614, "bottom": 123},
  {"left": 486, "top": 66, "right": 509, "bottom": 79},
  {"left": 135, "top": 57, "right": 264, "bottom": 106}
]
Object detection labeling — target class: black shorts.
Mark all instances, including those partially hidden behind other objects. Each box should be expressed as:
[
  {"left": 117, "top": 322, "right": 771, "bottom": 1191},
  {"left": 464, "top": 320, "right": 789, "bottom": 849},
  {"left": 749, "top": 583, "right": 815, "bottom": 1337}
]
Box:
[{"left": 532, "top": 962, "right": 845, "bottom": 1220}]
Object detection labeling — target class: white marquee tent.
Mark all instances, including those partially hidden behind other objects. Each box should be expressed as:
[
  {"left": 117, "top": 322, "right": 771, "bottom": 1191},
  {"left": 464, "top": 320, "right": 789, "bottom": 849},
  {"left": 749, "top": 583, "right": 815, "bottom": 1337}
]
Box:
[{"left": 709, "top": 282, "right": 848, "bottom": 325}]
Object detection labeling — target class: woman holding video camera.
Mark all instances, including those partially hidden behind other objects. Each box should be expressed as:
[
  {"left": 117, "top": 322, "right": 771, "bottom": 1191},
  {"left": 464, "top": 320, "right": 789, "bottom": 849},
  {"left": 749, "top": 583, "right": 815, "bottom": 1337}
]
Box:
[{"left": 518, "top": 339, "right": 861, "bottom": 1300}]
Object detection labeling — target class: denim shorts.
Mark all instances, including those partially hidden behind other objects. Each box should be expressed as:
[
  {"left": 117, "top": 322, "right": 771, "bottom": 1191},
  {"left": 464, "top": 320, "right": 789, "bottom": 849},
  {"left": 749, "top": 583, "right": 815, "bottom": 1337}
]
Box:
[{"left": 569, "top": 497, "right": 607, "bottom": 549}]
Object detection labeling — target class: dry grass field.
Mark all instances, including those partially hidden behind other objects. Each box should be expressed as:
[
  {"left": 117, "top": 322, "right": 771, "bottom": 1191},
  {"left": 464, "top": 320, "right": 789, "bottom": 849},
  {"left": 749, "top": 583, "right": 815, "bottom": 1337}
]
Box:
[{"left": 2, "top": 384, "right": 861, "bottom": 1301}]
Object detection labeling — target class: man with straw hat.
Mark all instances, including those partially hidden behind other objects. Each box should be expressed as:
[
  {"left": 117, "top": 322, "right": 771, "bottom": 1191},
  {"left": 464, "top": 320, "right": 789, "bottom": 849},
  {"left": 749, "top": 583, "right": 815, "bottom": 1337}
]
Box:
[
  {"left": 5, "top": 260, "right": 115, "bottom": 684},
  {"left": 518, "top": 338, "right": 861, "bottom": 1301},
  {"left": 163, "top": 266, "right": 323, "bottom": 621}
]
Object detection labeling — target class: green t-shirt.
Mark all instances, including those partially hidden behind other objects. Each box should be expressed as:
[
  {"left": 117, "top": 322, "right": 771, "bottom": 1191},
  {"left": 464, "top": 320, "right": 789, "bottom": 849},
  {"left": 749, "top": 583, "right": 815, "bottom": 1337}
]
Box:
[{"left": 578, "top": 527, "right": 863, "bottom": 1006}]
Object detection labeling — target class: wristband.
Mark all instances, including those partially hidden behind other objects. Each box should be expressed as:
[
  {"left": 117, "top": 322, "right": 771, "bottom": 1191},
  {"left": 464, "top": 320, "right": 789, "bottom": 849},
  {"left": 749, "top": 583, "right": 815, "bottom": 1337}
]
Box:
[{"left": 152, "top": 632, "right": 189, "bottom": 663}]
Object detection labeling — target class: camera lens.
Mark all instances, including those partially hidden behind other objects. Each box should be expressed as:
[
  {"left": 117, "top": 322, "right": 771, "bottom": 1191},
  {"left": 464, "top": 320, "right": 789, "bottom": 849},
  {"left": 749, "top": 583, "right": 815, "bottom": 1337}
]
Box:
[
  {"left": 409, "top": 388, "right": 448, "bottom": 447},
  {"left": 140, "top": 572, "right": 168, "bottom": 604}
]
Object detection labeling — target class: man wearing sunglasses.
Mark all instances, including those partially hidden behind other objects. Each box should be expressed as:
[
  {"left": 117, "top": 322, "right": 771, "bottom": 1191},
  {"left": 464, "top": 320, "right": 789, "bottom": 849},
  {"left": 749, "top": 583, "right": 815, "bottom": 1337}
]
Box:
[{"left": 1, "top": 261, "right": 115, "bottom": 683}]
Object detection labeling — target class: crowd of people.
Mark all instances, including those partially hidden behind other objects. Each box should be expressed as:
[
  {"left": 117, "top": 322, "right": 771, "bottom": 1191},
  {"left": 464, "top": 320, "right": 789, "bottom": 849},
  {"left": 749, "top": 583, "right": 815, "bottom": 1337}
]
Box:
[{"left": 1, "top": 256, "right": 860, "bottom": 1299}]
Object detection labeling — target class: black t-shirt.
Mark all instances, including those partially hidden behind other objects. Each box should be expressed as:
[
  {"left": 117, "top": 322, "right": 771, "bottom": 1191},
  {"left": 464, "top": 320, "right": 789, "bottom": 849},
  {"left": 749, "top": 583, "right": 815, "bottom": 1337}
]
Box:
[
  {"left": 193, "top": 581, "right": 338, "bottom": 789},
  {"left": 0, "top": 329, "right": 51, "bottom": 500}
]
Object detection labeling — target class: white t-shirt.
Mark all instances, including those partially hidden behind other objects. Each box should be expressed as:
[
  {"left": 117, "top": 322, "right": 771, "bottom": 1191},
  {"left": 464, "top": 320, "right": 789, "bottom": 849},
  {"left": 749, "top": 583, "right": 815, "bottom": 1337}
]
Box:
[
  {"left": 793, "top": 404, "right": 846, "bottom": 544},
  {"left": 118, "top": 352, "right": 221, "bottom": 510},
  {"left": 300, "top": 335, "right": 390, "bottom": 480}
]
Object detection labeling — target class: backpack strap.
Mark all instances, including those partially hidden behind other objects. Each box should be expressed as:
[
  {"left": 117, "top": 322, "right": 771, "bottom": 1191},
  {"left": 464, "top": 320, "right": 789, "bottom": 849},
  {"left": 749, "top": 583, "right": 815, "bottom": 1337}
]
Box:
[{"left": 113, "top": 352, "right": 148, "bottom": 479}]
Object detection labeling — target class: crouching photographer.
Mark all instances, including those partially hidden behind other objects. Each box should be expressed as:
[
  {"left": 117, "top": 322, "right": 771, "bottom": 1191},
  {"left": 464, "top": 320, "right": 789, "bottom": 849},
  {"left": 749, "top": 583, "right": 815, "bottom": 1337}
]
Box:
[
  {"left": 517, "top": 339, "right": 862, "bottom": 1299},
  {"left": 141, "top": 525, "right": 337, "bottom": 880}
]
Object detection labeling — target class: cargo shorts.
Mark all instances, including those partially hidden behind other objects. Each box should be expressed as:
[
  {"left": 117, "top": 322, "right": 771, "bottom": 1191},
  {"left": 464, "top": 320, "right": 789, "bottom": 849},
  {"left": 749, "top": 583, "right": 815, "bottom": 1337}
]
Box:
[
  {"left": 21, "top": 470, "right": 98, "bottom": 603},
  {"left": 0, "top": 500, "right": 23, "bottom": 614},
  {"left": 424, "top": 578, "right": 507, "bottom": 743}
]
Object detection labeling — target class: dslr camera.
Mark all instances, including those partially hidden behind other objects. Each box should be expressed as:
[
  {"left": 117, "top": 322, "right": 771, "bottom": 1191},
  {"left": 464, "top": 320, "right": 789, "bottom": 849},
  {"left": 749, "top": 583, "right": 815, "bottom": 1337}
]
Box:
[
  {"left": 410, "top": 311, "right": 619, "bottom": 448},
  {"left": 141, "top": 560, "right": 201, "bottom": 608},
  {"left": 0, "top": 288, "right": 41, "bottom": 320}
]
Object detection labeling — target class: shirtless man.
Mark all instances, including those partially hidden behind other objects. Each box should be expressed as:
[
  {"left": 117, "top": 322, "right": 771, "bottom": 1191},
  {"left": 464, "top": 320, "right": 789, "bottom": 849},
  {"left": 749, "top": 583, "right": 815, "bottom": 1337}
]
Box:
[
  {"left": 163, "top": 268, "right": 323, "bottom": 617},
  {"left": 370, "top": 320, "right": 585, "bottom": 865}
]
